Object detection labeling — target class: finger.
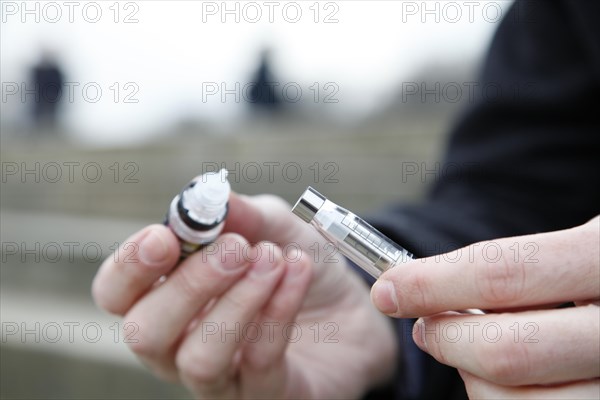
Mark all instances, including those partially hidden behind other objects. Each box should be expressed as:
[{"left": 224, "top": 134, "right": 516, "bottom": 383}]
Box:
[
  {"left": 224, "top": 192, "right": 289, "bottom": 241},
  {"left": 175, "top": 242, "right": 287, "bottom": 396},
  {"left": 240, "top": 251, "right": 313, "bottom": 394},
  {"left": 372, "top": 221, "right": 600, "bottom": 317},
  {"left": 123, "top": 233, "right": 251, "bottom": 378},
  {"left": 413, "top": 305, "right": 600, "bottom": 386},
  {"left": 459, "top": 370, "right": 600, "bottom": 399},
  {"left": 92, "top": 224, "right": 180, "bottom": 315},
  {"left": 222, "top": 192, "right": 265, "bottom": 240},
  {"left": 224, "top": 192, "right": 319, "bottom": 248}
]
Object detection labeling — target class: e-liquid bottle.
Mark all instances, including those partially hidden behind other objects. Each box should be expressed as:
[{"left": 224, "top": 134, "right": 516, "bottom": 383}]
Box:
[{"left": 165, "top": 169, "right": 231, "bottom": 258}]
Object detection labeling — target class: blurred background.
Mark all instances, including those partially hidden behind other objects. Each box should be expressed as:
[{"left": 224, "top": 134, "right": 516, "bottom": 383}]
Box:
[{"left": 1, "top": 1, "right": 511, "bottom": 398}]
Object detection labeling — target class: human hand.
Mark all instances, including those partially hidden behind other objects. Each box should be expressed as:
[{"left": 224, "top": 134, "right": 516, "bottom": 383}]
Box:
[
  {"left": 92, "top": 193, "right": 397, "bottom": 399},
  {"left": 371, "top": 216, "right": 600, "bottom": 398}
]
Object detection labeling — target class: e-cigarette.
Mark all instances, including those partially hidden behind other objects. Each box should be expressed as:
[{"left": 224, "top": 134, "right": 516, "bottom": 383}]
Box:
[{"left": 292, "top": 186, "right": 413, "bottom": 279}]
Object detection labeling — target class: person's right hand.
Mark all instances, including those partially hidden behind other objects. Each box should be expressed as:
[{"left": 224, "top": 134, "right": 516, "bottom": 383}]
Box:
[{"left": 92, "top": 193, "right": 397, "bottom": 399}]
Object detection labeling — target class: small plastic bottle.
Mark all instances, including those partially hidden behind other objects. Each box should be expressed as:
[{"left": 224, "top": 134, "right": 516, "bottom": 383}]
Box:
[{"left": 165, "top": 169, "right": 231, "bottom": 257}]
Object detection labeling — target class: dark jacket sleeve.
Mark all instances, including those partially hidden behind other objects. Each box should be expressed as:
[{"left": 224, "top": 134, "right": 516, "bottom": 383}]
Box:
[{"left": 365, "top": 1, "right": 600, "bottom": 399}]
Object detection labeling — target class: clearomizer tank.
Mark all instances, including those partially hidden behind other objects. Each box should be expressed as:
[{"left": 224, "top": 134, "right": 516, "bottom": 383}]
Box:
[
  {"left": 292, "top": 186, "right": 413, "bottom": 279},
  {"left": 166, "top": 169, "right": 231, "bottom": 257}
]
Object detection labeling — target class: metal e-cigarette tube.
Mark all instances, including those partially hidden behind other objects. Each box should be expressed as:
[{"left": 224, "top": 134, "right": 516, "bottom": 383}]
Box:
[{"left": 292, "top": 186, "right": 413, "bottom": 279}]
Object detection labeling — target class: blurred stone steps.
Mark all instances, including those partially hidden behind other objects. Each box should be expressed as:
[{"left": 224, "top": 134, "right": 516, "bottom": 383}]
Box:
[
  {"left": 1, "top": 117, "right": 445, "bottom": 220},
  {"left": 1, "top": 210, "right": 146, "bottom": 298}
]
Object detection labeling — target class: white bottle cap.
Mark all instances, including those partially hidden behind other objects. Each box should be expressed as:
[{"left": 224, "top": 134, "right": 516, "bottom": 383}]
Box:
[{"left": 183, "top": 169, "right": 230, "bottom": 224}]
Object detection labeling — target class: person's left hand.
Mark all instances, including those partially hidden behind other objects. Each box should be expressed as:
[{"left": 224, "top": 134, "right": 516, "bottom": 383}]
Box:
[{"left": 371, "top": 216, "right": 600, "bottom": 399}]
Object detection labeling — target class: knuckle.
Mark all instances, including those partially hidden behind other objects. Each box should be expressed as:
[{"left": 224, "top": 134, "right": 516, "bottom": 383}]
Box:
[
  {"left": 478, "top": 339, "right": 531, "bottom": 384},
  {"left": 221, "top": 290, "right": 252, "bottom": 312},
  {"left": 404, "top": 269, "right": 434, "bottom": 312},
  {"left": 262, "top": 301, "right": 292, "bottom": 322},
  {"left": 217, "top": 232, "right": 250, "bottom": 251},
  {"left": 254, "top": 241, "right": 283, "bottom": 264},
  {"left": 245, "top": 347, "right": 278, "bottom": 371},
  {"left": 176, "top": 349, "right": 225, "bottom": 384},
  {"left": 460, "top": 372, "right": 481, "bottom": 399},
  {"left": 91, "top": 278, "right": 126, "bottom": 315},
  {"left": 175, "top": 263, "right": 215, "bottom": 302},
  {"left": 123, "top": 316, "right": 160, "bottom": 359},
  {"left": 476, "top": 250, "right": 526, "bottom": 305}
]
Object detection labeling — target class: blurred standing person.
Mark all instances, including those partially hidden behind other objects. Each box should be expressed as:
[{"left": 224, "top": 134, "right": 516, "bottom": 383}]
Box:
[
  {"left": 247, "top": 48, "right": 281, "bottom": 113},
  {"left": 31, "top": 50, "right": 64, "bottom": 132}
]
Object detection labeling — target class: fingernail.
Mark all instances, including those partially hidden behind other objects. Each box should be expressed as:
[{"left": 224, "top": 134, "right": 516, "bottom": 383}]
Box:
[
  {"left": 285, "top": 259, "right": 306, "bottom": 281},
  {"left": 215, "top": 251, "right": 247, "bottom": 270},
  {"left": 371, "top": 279, "right": 399, "bottom": 314},
  {"left": 139, "top": 230, "right": 168, "bottom": 265},
  {"left": 251, "top": 247, "right": 282, "bottom": 276},
  {"left": 412, "top": 318, "right": 428, "bottom": 352},
  {"left": 208, "top": 239, "right": 247, "bottom": 271},
  {"left": 283, "top": 247, "right": 305, "bottom": 280}
]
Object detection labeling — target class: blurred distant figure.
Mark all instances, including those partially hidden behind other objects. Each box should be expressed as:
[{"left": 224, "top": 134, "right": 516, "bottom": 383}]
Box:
[
  {"left": 31, "top": 51, "right": 64, "bottom": 131},
  {"left": 247, "top": 49, "right": 281, "bottom": 112}
]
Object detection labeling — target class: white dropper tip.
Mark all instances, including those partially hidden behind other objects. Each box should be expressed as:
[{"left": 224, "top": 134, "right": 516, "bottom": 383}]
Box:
[{"left": 185, "top": 169, "right": 231, "bottom": 223}]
